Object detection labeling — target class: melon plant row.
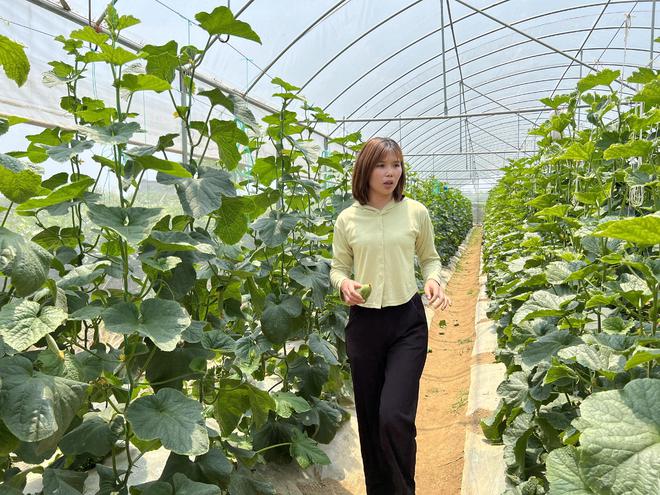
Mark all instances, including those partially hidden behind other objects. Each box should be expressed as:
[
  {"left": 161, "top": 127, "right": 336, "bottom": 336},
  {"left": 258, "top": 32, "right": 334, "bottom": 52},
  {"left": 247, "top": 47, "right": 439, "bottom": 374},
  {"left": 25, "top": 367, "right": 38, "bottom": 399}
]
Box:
[
  {"left": 481, "top": 66, "right": 659, "bottom": 495},
  {"left": 407, "top": 173, "right": 473, "bottom": 264},
  {"left": 0, "top": 7, "right": 472, "bottom": 494}
]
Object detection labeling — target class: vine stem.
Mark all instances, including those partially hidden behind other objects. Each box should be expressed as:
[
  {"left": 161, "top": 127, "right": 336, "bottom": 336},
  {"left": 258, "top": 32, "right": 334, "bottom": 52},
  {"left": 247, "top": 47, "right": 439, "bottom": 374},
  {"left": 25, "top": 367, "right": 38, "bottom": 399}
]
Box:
[
  {"left": 253, "top": 442, "right": 292, "bottom": 455},
  {"left": 1, "top": 202, "right": 13, "bottom": 227}
]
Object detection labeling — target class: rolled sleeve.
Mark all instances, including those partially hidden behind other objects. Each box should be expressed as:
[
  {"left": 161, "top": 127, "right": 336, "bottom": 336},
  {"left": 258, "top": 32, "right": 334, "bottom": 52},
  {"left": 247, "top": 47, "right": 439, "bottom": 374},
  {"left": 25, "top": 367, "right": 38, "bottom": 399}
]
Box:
[
  {"left": 415, "top": 207, "right": 443, "bottom": 285},
  {"left": 330, "top": 215, "right": 353, "bottom": 292}
]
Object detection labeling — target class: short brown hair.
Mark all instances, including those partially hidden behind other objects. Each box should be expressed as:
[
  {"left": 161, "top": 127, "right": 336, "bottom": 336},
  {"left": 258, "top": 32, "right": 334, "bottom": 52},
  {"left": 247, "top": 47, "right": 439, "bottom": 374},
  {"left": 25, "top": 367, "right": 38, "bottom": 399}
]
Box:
[{"left": 352, "top": 137, "right": 406, "bottom": 204}]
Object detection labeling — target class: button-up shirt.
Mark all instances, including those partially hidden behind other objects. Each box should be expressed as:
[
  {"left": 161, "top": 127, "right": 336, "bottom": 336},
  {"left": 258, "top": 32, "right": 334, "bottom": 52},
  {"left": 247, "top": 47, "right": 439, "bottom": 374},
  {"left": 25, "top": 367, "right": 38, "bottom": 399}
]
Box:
[{"left": 329, "top": 196, "right": 443, "bottom": 308}]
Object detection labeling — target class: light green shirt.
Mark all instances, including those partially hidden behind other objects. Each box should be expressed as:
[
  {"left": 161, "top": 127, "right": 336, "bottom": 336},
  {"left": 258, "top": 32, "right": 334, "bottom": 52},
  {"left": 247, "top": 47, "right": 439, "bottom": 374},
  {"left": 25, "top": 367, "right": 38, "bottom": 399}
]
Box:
[{"left": 330, "top": 197, "right": 443, "bottom": 309}]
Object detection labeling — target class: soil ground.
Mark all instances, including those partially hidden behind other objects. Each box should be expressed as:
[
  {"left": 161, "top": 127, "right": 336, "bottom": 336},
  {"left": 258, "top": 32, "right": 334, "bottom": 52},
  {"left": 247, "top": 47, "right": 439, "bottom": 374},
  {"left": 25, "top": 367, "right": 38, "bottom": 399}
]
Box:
[{"left": 415, "top": 227, "right": 483, "bottom": 495}]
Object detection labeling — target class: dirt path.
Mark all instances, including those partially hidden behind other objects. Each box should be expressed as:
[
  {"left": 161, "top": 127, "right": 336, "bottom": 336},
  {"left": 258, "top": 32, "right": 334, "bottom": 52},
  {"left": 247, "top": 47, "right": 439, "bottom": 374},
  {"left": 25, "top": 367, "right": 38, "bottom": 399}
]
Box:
[{"left": 415, "top": 227, "right": 483, "bottom": 495}]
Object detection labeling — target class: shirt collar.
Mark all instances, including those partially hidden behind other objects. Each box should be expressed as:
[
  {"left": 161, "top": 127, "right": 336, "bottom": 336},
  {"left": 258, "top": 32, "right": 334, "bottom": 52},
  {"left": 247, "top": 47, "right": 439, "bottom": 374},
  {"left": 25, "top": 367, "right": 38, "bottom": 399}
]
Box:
[{"left": 353, "top": 196, "right": 405, "bottom": 214}]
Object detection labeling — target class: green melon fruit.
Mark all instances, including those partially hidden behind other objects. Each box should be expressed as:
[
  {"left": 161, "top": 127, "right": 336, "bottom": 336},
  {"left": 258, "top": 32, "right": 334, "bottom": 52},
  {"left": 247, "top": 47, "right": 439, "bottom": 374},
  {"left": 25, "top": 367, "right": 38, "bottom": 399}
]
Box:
[{"left": 358, "top": 283, "right": 372, "bottom": 301}]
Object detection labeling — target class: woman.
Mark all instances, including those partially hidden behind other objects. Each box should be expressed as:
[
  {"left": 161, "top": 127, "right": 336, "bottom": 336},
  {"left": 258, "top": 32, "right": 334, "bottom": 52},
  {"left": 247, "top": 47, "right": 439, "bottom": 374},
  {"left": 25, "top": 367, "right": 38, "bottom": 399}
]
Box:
[{"left": 329, "top": 137, "right": 451, "bottom": 495}]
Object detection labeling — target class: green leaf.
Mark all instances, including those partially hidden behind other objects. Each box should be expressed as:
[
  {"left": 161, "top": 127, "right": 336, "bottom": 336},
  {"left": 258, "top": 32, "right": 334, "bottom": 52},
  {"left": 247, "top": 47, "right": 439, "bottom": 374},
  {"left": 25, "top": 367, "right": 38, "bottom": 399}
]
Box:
[
  {"left": 271, "top": 77, "right": 300, "bottom": 92},
  {"left": 547, "top": 446, "right": 594, "bottom": 495},
  {"left": 126, "top": 388, "right": 209, "bottom": 456},
  {"left": 195, "top": 6, "right": 261, "bottom": 43},
  {"left": 0, "top": 162, "right": 42, "bottom": 203},
  {"left": 158, "top": 166, "right": 235, "bottom": 218},
  {"left": 261, "top": 294, "right": 303, "bottom": 344},
  {"left": 521, "top": 330, "right": 582, "bottom": 368},
  {"left": 535, "top": 204, "right": 570, "bottom": 218},
  {"left": 307, "top": 333, "right": 338, "bottom": 365},
  {"left": 0, "top": 300, "right": 67, "bottom": 353},
  {"left": 556, "top": 142, "right": 594, "bottom": 161},
  {"left": 118, "top": 73, "right": 171, "bottom": 93},
  {"left": 171, "top": 473, "right": 220, "bottom": 495},
  {"left": 289, "top": 429, "right": 330, "bottom": 469},
  {"left": 213, "top": 379, "right": 276, "bottom": 435},
  {"left": 603, "top": 140, "right": 653, "bottom": 160},
  {"left": 576, "top": 378, "right": 660, "bottom": 495},
  {"left": 227, "top": 467, "right": 276, "bottom": 495},
  {"left": 632, "top": 79, "right": 660, "bottom": 106},
  {"left": 627, "top": 67, "right": 657, "bottom": 84},
  {"left": 213, "top": 196, "right": 252, "bottom": 244},
  {"left": 59, "top": 414, "right": 123, "bottom": 457},
  {"left": 142, "top": 41, "right": 179, "bottom": 83},
  {"left": 144, "top": 231, "right": 214, "bottom": 254},
  {"left": 209, "top": 119, "right": 249, "bottom": 170},
  {"left": 287, "top": 353, "right": 329, "bottom": 399},
  {"left": 69, "top": 25, "right": 109, "bottom": 46},
  {"left": 306, "top": 397, "right": 344, "bottom": 444},
  {"left": 558, "top": 344, "right": 625, "bottom": 377},
  {"left": 272, "top": 391, "right": 311, "bottom": 419},
  {"left": 289, "top": 263, "right": 330, "bottom": 308},
  {"left": 624, "top": 347, "right": 660, "bottom": 371},
  {"left": 0, "top": 355, "right": 87, "bottom": 442},
  {"left": 577, "top": 69, "right": 620, "bottom": 92},
  {"left": 593, "top": 213, "right": 660, "bottom": 245},
  {"left": 17, "top": 176, "right": 95, "bottom": 212},
  {"left": 131, "top": 155, "right": 192, "bottom": 178},
  {"left": 56, "top": 261, "right": 108, "bottom": 289},
  {"left": 82, "top": 44, "right": 139, "bottom": 65},
  {"left": 251, "top": 156, "right": 278, "bottom": 185},
  {"left": 43, "top": 468, "right": 87, "bottom": 495},
  {"left": 87, "top": 204, "right": 162, "bottom": 245},
  {"left": 540, "top": 94, "right": 573, "bottom": 109},
  {"left": 0, "top": 227, "right": 52, "bottom": 296},
  {"left": 45, "top": 139, "right": 94, "bottom": 163},
  {"left": 512, "top": 290, "right": 575, "bottom": 325},
  {"left": 251, "top": 210, "right": 299, "bottom": 247},
  {"left": 102, "top": 298, "right": 191, "bottom": 352},
  {"left": 79, "top": 121, "right": 141, "bottom": 145},
  {"left": 0, "top": 35, "right": 30, "bottom": 87}
]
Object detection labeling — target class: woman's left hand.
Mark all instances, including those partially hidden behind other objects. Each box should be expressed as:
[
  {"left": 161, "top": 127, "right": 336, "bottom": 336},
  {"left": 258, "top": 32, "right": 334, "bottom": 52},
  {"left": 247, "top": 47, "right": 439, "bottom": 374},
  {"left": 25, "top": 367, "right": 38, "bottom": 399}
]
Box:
[{"left": 424, "top": 280, "right": 451, "bottom": 310}]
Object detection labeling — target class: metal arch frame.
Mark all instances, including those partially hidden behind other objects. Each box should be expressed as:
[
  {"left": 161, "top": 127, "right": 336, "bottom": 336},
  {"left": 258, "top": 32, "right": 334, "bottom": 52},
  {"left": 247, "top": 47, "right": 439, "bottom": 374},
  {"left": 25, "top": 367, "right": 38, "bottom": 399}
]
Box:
[
  {"left": 334, "top": 2, "right": 645, "bottom": 128},
  {"left": 318, "top": 0, "right": 514, "bottom": 113},
  {"left": 396, "top": 61, "right": 640, "bottom": 155},
  {"left": 339, "top": 40, "right": 650, "bottom": 149},
  {"left": 296, "top": 0, "right": 426, "bottom": 93},
  {"left": 452, "top": 0, "right": 633, "bottom": 92},
  {"left": 346, "top": 30, "right": 651, "bottom": 140},
  {"left": 361, "top": 51, "right": 644, "bottom": 149},
  {"left": 410, "top": 157, "right": 506, "bottom": 176},
  {"left": 243, "top": 0, "right": 348, "bottom": 95},
  {"left": 321, "top": 0, "right": 645, "bottom": 127},
  {"left": 409, "top": 120, "right": 544, "bottom": 169},
  {"left": 351, "top": 44, "right": 649, "bottom": 143},
  {"left": 398, "top": 80, "right": 637, "bottom": 150}
]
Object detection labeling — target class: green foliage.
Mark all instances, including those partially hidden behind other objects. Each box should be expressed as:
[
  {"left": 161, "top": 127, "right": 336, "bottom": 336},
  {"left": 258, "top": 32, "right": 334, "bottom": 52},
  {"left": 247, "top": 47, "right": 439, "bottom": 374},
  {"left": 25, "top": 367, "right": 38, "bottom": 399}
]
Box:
[
  {"left": 407, "top": 174, "right": 473, "bottom": 263},
  {"left": 481, "top": 68, "right": 659, "bottom": 493},
  {"left": 0, "top": 35, "right": 30, "bottom": 87},
  {"left": 0, "top": 6, "right": 353, "bottom": 492}
]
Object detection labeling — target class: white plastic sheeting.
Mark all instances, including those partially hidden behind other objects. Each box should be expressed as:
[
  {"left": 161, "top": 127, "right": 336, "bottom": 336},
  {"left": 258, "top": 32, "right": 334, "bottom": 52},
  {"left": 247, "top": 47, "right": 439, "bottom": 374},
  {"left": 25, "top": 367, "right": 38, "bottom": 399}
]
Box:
[{"left": 1, "top": 0, "right": 658, "bottom": 194}]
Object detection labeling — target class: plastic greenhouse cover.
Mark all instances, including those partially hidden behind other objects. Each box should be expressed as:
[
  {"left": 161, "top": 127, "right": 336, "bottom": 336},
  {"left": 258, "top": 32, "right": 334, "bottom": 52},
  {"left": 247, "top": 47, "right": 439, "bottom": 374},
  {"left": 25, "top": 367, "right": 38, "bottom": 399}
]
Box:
[{"left": 1, "top": 0, "right": 658, "bottom": 195}]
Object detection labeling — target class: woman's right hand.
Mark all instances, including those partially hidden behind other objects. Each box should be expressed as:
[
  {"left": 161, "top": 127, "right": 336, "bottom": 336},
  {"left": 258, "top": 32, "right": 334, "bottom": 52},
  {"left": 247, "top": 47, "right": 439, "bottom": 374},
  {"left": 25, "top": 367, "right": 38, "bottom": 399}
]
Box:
[{"left": 341, "top": 279, "right": 365, "bottom": 306}]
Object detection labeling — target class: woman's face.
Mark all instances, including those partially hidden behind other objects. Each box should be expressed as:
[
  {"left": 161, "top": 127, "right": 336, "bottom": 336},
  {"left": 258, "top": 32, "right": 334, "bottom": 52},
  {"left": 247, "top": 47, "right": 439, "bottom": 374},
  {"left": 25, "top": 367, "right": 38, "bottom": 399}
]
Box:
[{"left": 368, "top": 150, "right": 402, "bottom": 199}]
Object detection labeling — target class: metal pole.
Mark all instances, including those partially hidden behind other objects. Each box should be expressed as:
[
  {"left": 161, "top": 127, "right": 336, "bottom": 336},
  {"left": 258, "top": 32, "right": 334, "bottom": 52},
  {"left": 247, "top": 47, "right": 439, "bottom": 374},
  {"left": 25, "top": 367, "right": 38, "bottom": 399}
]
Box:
[
  {"left": 453, "top": 0, "right": 635, "bottom": 92},
  {"left": 179, "top": 71, "right": 188, "bottom": 165},
  {"left": 651, "top": 0, "right": 657, "bottom": 67},
  {"left": 441, "top": 0, "right": 448, "bottom": 115},
  {"left": 335, "top": 105, "right": 592, "bottom": 122}
]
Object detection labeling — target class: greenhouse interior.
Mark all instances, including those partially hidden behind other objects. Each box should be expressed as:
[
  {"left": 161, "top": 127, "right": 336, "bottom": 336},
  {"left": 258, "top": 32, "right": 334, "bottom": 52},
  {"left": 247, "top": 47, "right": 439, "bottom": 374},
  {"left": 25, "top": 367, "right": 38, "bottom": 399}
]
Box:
[{"left": 0, "top": 0, "right": 658, "bottom": 494}]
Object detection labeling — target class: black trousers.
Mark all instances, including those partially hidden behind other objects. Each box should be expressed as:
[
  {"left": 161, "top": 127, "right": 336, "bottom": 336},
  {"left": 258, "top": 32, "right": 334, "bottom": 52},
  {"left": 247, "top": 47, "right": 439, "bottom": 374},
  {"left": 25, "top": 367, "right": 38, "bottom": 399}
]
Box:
[{"left": 345, "top": 292, "right": 428, "bottom": 495}]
